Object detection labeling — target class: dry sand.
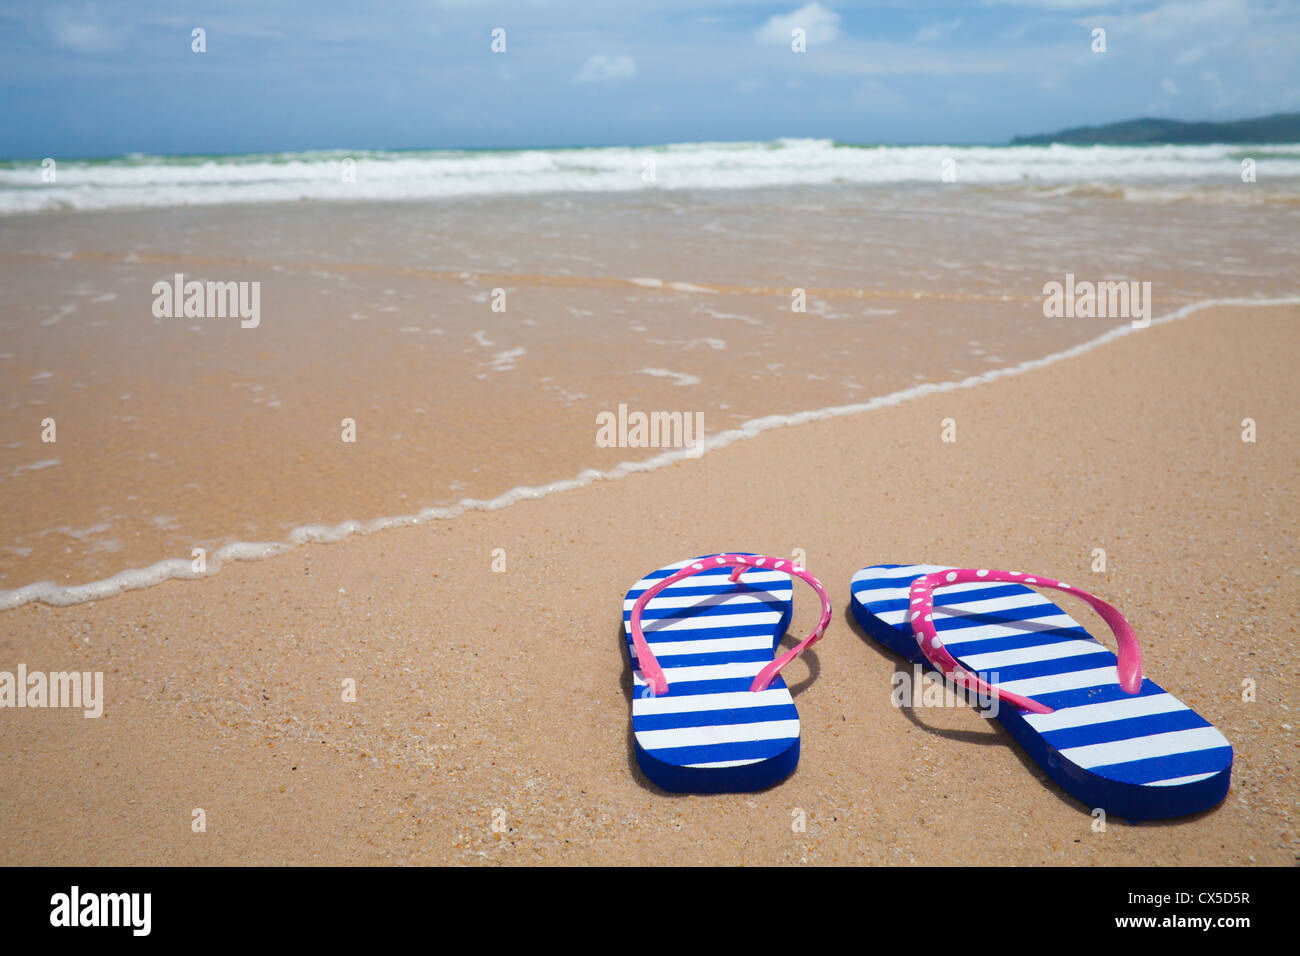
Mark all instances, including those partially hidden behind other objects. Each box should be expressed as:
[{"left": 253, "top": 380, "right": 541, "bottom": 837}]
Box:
[{"left": 1, "top": 300, "right": 1296, "bottom": 865}]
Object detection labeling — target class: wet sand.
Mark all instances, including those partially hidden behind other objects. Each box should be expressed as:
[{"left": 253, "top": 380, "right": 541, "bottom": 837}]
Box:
[
  {"left": 0, "top": 299, "right": 1295, "bottom": 865},
  {"left": 3, "top": 189, "right": 1298, "bottom": 593}
]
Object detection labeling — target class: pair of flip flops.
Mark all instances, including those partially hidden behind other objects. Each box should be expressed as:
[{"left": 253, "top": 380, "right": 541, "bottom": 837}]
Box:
[{"left": 622, "top": 555, "right": 1233, "bottom": 820}]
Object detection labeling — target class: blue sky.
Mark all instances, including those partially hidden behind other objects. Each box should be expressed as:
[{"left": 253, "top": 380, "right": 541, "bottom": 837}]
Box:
[{"left": 2, "top": 0, "right": 1297, "bottom": 157}]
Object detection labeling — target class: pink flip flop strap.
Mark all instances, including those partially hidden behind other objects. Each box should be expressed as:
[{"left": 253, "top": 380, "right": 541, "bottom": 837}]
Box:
[
  {"left": 908, "top": 568, "right": 1144, "bottom": 716},
  {"left": 630, "top": 554, "right": 833, "bottom": 697}
]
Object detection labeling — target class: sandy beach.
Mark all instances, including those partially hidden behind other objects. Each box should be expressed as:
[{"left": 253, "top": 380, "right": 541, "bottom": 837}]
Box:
[{"left": 1, "top": 296, "right": 1294, "bottom": 866}]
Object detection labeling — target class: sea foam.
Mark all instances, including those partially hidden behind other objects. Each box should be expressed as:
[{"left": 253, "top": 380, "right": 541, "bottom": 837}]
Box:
[
  {"left": 4, "top": 140, "right": 1299, "bottom": 214},
  {"left": 2, "top": 294, "right": 1296, "bottom": 612}
]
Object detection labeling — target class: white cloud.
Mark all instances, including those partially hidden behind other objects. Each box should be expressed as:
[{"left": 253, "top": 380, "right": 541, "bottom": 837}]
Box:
[
  {"left": 1161, "top": 77, "right": 1179, "bottom": 95},
  {"left": 788, "top": 44, "right": 1014, "bottom": 77},
  {"left": 988, "top": 1, "right": 1125, "bottom": 8},
  {"left": 1128, "top": 0, "right": 1250, "bottom": 39},
  {"left": 916, "top": 17, "right": 963, "bottom": 43},
  {"left": 573, "top": 53, "right": 637, "bottom": 84},
  {"left": 50, "top": 3, "right": 128, "bottom": 53},
  {"left": 756, "top": 3, "right": 841, "bottom": 46}
]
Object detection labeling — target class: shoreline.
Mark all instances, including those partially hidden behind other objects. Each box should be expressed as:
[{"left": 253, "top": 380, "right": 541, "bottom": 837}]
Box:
[
  {"left": 1, "top": 299, "right": 1294, "bottom": 866},
  {"left": 6, "top": 293, "right": 1297, "bottom": 613}
]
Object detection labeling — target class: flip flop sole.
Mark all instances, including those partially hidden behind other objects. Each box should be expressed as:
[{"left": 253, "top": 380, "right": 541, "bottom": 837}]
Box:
[
  {"left": 624, "top": 556, "right": 801, "bottom": 793},
  {"left": 851, "top": 563, "right": 1233, "bottom": 820}
]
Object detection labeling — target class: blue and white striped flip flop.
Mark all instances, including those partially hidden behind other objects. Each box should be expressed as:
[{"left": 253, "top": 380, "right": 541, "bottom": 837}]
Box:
[
  {"left": 623, "top": 554, "right": 832, "bottom": 793},
  {"left": 850, "top": 563, "right": 1233, "bottom": 820}
]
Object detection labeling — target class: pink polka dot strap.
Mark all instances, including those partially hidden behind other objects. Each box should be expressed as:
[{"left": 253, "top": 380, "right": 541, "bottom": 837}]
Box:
[
  {"left": 908, "top": 568, "right": 1145, "bottom": 716},
  {"left": 629, "top": 554, "right": 833, "bottom": 697}
]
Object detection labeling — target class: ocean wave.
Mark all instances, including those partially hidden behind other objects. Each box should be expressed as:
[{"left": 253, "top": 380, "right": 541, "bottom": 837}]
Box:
[{"left": 3, "top": 140, "right": 1299, "bottom": 213}]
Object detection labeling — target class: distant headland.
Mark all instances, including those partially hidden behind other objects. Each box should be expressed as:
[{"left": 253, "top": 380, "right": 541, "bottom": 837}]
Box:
[{"left": 1011, "top": 112, "right": 1300, "bottom": 145}]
